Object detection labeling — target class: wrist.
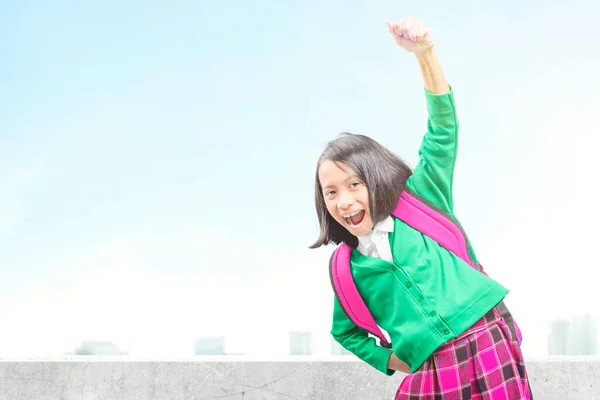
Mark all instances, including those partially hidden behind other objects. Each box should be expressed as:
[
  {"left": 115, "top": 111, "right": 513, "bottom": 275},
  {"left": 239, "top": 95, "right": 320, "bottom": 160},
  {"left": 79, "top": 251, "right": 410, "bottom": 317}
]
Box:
[
  {"left": 414, "top": 46, "right": 449, "bottom": 94},
  {"left": 388, "top": 352, "right": 410, "bottom": 373},
  {"left": 414, "top": 46, "right": 436, "bottom": 64}
]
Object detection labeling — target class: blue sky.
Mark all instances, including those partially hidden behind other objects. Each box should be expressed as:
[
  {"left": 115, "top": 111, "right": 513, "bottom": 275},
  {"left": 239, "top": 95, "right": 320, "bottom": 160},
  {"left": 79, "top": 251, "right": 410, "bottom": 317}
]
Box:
[{"left": 1, "top": 0, "right": 599, "bottom": 357}]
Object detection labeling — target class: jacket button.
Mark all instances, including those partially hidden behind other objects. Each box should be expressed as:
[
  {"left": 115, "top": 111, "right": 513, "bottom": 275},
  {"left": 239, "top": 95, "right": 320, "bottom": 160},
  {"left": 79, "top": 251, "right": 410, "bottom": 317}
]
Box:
[
  {"left": 405, "top": 282, "right": 413, "bottom": 288},
  {"left": 418, "top": 296, "right": 424, "bottom": 302},
  {"left": 430, "top": 311, "right": 437, "bottom": 317},
  {"left": 444, "top": 329, "right": 450, "bottom": 335}
]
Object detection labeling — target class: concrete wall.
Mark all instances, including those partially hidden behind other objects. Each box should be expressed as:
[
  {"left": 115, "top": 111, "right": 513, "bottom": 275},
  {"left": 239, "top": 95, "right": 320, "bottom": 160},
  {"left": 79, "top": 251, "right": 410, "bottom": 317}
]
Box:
[{"left": 0, "top": 357, "right": 598, "bottom": 399}]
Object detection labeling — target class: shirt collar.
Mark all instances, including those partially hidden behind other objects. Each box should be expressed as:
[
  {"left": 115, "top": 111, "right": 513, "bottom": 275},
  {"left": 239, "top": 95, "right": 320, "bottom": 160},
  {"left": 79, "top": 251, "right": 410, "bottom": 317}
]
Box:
[{"left": 357, "top": 216, "right": 394, "bottom": 249}]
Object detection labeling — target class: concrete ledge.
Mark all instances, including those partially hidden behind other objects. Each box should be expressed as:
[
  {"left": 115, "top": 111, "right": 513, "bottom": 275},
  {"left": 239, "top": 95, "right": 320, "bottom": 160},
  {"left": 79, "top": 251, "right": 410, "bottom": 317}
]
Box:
[{"left": 0, "top": 357, "right": 598, "bottom": 399}]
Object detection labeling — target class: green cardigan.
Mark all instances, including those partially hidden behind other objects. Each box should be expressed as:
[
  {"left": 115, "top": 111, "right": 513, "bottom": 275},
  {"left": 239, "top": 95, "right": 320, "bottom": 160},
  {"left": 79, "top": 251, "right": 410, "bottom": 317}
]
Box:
[{"left": 330, "top": 88, "right": 509, "bottom": 374}]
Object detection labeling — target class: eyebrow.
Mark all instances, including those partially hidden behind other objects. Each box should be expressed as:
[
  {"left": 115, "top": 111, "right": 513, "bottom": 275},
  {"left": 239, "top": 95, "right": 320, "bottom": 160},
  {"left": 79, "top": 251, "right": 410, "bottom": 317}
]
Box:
[{"left": 322, "top": 175, "right": 360, "bottom": 191}]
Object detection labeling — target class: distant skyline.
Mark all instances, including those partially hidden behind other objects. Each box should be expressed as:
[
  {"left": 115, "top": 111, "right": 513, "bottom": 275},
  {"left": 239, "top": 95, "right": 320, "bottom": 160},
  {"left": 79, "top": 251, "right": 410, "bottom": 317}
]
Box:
[
  {"left": 1, "top": 0, "right": 600, "bottom": 358},
  {"left": 60, "top": 315, "right": 600, "bottom": 358}
]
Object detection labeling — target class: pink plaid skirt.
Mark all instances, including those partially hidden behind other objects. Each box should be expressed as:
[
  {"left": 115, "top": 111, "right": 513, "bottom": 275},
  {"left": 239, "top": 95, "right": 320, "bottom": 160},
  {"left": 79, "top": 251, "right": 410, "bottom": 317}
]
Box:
[{"left": 395, "top": 308, "right": 531, "bottom": 399}]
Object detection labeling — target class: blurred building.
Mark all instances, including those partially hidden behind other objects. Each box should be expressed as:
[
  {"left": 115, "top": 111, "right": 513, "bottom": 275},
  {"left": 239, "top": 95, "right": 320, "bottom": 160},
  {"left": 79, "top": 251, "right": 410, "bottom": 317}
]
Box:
[
  {"left": 569, "top": 314, "right": 598, "bottom": 355},
  {"left": 548, "top": 314, "right": 598, "bottom": 356},
  {"left": 289, "top": 331, "right": 312, "bottom": 355},
  {"left": 74, "top": 341, "right": 127, "bottom": 355},
  {"left": 548, "top": 318, "right": 570, "bottom": 355},
  {"left": 195, "top": 336, "right": 225, "bottom": 355}
]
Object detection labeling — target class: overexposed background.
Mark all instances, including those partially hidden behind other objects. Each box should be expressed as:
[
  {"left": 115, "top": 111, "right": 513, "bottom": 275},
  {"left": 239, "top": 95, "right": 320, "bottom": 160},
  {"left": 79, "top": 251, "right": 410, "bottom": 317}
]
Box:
[{"left": 1, "top": 0, "right": 598, "bottom": 358}]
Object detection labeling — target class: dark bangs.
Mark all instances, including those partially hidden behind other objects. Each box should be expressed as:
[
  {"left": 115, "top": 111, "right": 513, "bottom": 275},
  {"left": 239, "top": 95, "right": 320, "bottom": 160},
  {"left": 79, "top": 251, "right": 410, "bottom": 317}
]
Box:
[{"left": 310, "top": 132, "right": 413, "bottom": 249}]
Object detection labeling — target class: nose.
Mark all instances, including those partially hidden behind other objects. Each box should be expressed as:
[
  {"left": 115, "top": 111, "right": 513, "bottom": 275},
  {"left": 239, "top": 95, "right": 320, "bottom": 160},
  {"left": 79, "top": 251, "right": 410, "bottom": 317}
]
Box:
[{"left": 337, "top": 190, "right": 355, "bottom": 210}]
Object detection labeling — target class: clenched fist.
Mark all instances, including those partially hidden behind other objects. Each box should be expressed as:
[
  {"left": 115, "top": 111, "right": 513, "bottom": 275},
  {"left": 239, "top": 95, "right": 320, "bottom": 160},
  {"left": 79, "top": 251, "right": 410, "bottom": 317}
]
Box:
[{"left": 385, "top": 17, "right": 433, "bottom": 54}]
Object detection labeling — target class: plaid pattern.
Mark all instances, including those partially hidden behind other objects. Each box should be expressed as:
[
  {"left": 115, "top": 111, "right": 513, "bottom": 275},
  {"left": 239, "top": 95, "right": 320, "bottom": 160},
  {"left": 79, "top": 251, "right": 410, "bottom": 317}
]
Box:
[{"left": 395, "top": 308, "right": 531, "bottom": 399}]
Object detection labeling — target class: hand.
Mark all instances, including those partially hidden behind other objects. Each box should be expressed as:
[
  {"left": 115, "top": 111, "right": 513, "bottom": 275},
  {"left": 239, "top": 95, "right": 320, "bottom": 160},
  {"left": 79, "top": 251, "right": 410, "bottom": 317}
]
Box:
[
  {"left": 385, "top": 17, "right": 434, "bottom": 54},
  {"left": 388, "top": 353, "right": 411, "bottom": 374}
]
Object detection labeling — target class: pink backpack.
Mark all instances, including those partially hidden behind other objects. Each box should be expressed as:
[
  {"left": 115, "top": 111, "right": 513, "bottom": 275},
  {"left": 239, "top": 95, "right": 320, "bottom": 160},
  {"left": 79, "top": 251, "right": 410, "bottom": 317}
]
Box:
[{"left": 329, "top": 189, "right": 522, "bottom": 349}]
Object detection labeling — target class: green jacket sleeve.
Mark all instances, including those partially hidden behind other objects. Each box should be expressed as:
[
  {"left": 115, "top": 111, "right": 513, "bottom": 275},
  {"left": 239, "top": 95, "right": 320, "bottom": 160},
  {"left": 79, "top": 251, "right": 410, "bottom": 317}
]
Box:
[
  {"left": 406, "top": 87, "right": 459, "bottom": 214},
  {"left": 406, "top": 86, "right": 479, "bottom": 263},
  {"left": 331, "top": 297, "right": 395, "bottom": 376}
]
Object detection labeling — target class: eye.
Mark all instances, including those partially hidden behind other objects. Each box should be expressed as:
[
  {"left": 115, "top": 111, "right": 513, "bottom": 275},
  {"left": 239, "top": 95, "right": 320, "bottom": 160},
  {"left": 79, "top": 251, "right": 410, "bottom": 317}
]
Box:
[
  {"left": 349, "top": 182, "right": 362, "bottom": 189},
  {"left": 324, "top": 190, "right": 336, "bottom": 197}
]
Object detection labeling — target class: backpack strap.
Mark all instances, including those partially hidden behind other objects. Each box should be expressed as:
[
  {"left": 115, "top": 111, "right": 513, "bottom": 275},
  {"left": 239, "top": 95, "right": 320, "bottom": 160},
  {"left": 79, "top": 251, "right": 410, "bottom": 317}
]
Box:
[
  {"left": 329, "top": 245, "right": 391, "bottom": 348},
  {"left": 493, "top": 294, "right": 523, "bottom": 344},
  {"left": 395, "top": 189, "right": 523, "bottom": 345},
  {"left": 392, "top": 190, "right": 475, "bottom": 267}
]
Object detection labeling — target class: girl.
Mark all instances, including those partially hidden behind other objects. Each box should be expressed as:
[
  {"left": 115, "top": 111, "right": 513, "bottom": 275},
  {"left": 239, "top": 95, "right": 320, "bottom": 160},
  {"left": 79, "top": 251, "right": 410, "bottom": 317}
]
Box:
[{"left": 310, "top": 17, "right": 532, "bottom": 399}]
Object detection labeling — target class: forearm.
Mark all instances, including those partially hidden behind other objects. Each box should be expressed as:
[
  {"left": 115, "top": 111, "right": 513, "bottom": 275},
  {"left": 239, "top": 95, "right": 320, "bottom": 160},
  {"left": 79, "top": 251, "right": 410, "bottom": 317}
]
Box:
[
  {"left": 332, "top": 299, "right": 396, "bottom": 375},
  {"left": 415, "top": 47, "right": 449, "bottom": 94},
  {"left": 332, "top": 329, "right": 396, "bottom": 375}
]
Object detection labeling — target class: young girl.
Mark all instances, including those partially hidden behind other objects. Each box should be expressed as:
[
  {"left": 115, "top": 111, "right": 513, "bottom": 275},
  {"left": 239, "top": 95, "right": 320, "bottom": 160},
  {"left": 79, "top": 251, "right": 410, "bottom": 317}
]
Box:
[{"left": 310, "top": 17, "right": 532, "bottom": 399}]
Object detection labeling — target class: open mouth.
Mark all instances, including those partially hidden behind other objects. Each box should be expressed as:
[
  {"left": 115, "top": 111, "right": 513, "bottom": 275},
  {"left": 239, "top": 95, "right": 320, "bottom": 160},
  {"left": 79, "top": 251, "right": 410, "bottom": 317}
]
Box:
[{"left": 343, "top": 210, "right": 366, "bottom": 227}]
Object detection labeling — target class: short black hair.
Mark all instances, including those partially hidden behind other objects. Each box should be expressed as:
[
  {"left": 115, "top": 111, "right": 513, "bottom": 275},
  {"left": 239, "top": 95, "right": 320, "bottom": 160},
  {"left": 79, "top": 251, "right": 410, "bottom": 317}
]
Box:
[{"left": 310, "top": 133, "right": 413, "bottom": 249}]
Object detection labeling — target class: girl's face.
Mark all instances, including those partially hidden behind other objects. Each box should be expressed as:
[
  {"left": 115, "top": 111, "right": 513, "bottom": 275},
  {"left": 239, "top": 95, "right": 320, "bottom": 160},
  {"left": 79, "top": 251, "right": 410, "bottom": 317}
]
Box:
[{"left": 318, "top": 160, "right": 374, "bottom": 237}]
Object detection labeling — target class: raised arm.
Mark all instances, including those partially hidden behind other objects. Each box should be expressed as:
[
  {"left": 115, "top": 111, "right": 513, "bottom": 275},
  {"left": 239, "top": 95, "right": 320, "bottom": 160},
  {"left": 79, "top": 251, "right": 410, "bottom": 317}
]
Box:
[{"left": 387, "top": 18, "right": 458, "bottom": 213}]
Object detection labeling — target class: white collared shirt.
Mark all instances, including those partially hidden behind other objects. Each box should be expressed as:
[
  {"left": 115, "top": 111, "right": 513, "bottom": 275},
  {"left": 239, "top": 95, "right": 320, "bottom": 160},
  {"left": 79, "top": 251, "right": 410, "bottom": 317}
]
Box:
[{"left": 356, "top": 216, "right": 395, "bottom": 263}]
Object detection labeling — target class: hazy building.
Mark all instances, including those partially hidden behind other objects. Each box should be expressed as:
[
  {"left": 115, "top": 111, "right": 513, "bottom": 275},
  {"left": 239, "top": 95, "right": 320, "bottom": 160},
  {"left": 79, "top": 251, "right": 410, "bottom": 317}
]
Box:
[
  {"left": 548, "top": 318, "right": 570, "bottom": 355},
  {"left": 74, "top": 341, "right": 127, "bottom": 355},
  {"left": 195, "top": 336, "right": 225, "bottom": 355},
  {"left": 548, "top": 315, "right": 598, "bottom": 356},
  {"left": 289, "top": 331, "right": 312, "bottom": 355},
  {"left": 569, "top": 314, "right": 598, "bottom": 355}
]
